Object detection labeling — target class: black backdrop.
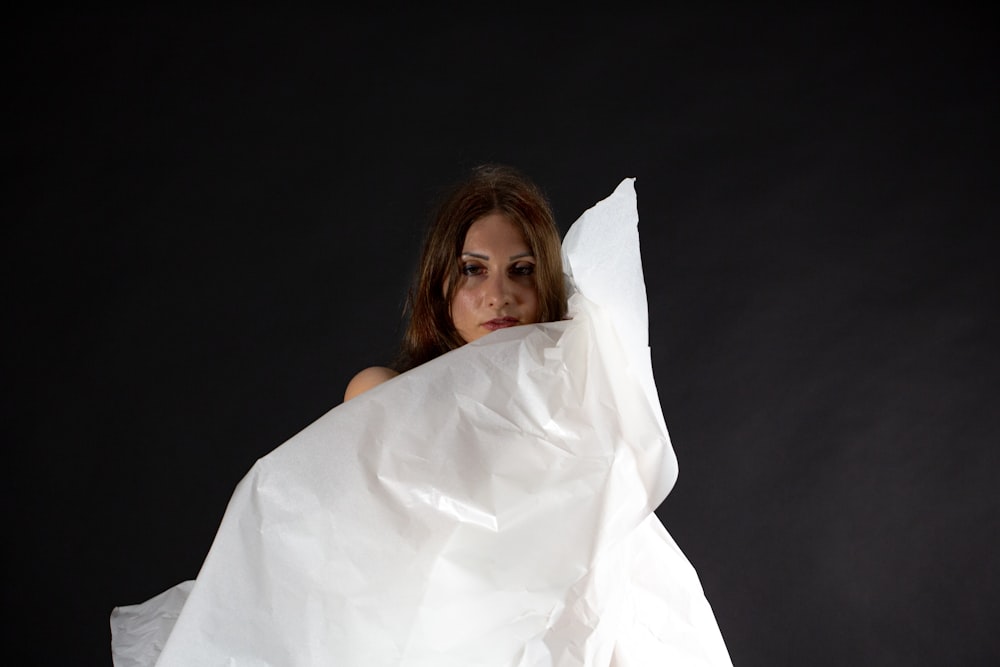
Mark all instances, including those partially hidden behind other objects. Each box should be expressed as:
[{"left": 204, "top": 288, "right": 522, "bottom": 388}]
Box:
[{"left": 6, "top": 8, "right": 997, "bottom": 666}]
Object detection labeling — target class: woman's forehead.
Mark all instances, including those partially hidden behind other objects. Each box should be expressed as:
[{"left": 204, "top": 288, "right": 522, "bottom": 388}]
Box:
[{"left": 461, "top": 213, "right": 531, "bottom": 253}]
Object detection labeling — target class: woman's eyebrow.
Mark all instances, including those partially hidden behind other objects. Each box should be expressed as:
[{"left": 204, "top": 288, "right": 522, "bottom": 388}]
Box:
[{"left": 460, "top": 251, "right": 535, "bottom": 260}]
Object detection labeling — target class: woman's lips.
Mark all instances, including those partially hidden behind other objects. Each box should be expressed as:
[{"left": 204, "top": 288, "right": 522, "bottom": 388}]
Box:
[{"left": 482, "top": 317, "right": 519, "bottom": 331}]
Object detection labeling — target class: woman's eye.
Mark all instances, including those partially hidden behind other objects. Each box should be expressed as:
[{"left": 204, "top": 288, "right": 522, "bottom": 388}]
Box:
[
  {"left": 461, "top": 264, "right": 484, "bottom": 276},
  {"left": 510, "top": 263, "right": 535, "bottom": 276}
]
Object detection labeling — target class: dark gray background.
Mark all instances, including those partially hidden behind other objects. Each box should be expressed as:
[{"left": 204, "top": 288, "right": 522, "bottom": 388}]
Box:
[{"left": 6, "top": 7, "right": 997, "bottom": 666}]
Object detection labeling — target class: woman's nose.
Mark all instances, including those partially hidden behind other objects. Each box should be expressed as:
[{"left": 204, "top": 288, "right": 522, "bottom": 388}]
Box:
[{"left": 484, "top": 273, "right": 512, "bottom": 306}]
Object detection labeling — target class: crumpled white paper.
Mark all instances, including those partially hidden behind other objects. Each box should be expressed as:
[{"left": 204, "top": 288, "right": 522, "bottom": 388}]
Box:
[{"left": 111, "top": 179, "right": 732, "bottom": 667}]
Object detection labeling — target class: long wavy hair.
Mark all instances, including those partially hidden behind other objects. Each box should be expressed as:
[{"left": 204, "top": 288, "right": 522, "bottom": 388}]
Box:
[{"left": 395, "top": 164, "right": 566, "bottom": 371}]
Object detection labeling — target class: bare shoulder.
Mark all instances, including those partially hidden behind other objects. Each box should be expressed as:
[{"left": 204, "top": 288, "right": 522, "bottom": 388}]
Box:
[{"left": 344, "top": 366, "right": 400, "bottom": 402}]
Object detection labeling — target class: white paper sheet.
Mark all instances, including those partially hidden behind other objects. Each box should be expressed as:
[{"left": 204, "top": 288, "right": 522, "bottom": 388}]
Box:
[{"left": 111, "top": 179, "right": 732, "bottom": 666}]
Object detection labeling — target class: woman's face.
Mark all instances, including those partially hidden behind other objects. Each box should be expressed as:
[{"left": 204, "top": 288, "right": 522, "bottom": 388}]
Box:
[{"left": 450, "top": 212, "right": 540, "bottom": 343}]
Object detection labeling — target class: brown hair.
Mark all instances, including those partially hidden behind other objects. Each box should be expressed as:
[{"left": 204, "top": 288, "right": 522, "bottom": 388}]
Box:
[{"left": 395, "top": 164, "right": 566, "bottom": 371}]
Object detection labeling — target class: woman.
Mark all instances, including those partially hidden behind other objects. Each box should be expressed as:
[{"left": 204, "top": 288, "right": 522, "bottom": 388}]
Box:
[
  {"left": 112, "top": 173, "right": 734, "bottom": 666},
  {"left": 345, "top": 164, "right": 567, "bottom": 400}
]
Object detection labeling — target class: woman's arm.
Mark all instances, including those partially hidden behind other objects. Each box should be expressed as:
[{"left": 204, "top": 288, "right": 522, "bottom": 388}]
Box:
[{"left": 344, "top": 366, "right": 399, "bottom": 402}]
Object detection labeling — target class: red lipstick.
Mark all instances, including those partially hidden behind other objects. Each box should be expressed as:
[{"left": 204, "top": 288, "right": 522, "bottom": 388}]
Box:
[{"left": 483, "top": 317, "right": 519, "bottom": 331}]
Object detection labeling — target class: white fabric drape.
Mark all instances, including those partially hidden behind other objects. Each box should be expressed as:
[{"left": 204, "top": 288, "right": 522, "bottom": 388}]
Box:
[{"left": 111, "top": 179, "right": 733, "bottom": 666}]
